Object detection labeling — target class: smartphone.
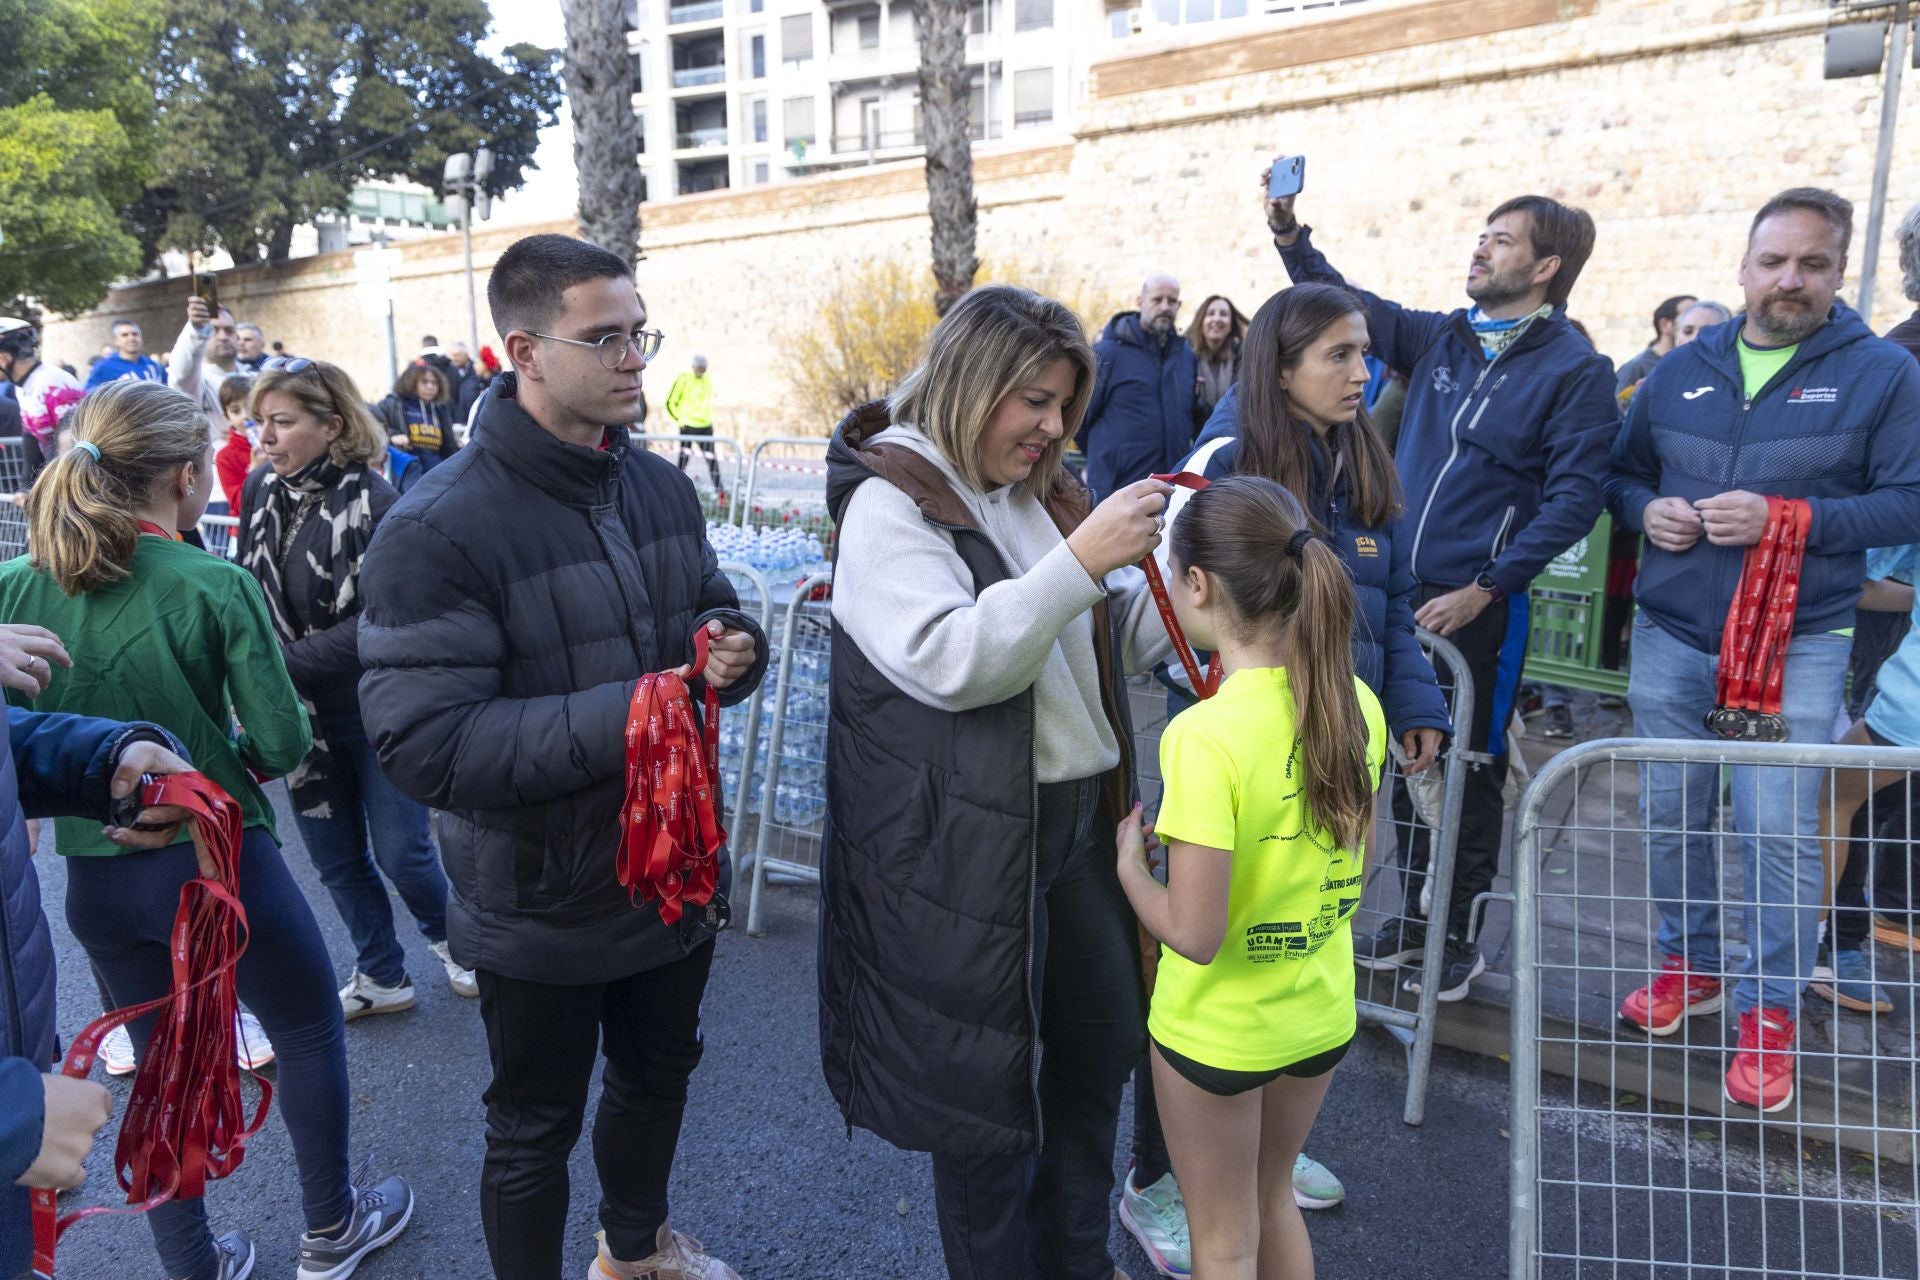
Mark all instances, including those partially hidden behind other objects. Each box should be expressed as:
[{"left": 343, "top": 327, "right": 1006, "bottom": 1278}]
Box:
[
  {"left": 1268, "top": 155, "right": 1306, "bottom": 200},
  {"left": 193, "top": 272, "right": 219, "bottom": 315}
]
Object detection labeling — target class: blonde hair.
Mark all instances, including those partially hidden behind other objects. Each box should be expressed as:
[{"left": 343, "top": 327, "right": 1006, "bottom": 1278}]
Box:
[
  {"left": 27, "top": 382, "right": 209, "bottom": 596},
  {"left": 888, "top": 285, "right": 1095, "bottom": 499},
  {"left": 249, "top": 361, "right": 387, "bottom": 467}
]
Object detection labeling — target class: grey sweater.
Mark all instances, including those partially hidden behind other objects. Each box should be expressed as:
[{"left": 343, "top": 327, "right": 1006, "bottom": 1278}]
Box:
[{"left": 831, "top": 424, "right": 1173, "bottom": 783}]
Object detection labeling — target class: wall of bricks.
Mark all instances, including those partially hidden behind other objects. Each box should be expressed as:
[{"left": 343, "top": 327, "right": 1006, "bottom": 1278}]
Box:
[{"left": 42, "top": 0, "right": 1918, "bottom": 436}]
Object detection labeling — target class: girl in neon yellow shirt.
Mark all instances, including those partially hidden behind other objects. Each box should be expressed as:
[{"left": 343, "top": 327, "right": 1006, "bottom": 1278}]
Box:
[{"left": 1118, "top": 473, "right": 1386, "bottom": 1279}]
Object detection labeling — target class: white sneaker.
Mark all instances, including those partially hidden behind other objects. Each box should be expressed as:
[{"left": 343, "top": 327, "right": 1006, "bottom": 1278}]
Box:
[
  {"left": 235, "top": 1008, "right": 276, "bottom": 1070},
  {"left": 98, "top": 1022, "right": 136, "bottom": 1077},
  {"left": 429, "top": 940, "right": 479, "bottom": 998},
  {"left": 339, "top": 972, "right": 415, "bottom": 1022}
]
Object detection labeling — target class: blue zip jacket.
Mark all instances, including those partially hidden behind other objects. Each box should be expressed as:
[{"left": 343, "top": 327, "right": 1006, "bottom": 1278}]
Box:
[
  {"left": 0, "top": 710, "right": 180, "bottom": 1277},
  {"left": 1277, "top": 228, "right": 1618, "bottom": 594},
  {"left": 1183, "top": 405, "right": 1452, "bottom": 741},
  {"left": 1605, "top": 305, "right": 1920, "bottom": 655},
  {"left": 1078, "top": 312, "right": 1198, "bottom": 498},
  {"left": 83, "top": 353, "right": 166, "bottom": 388}
]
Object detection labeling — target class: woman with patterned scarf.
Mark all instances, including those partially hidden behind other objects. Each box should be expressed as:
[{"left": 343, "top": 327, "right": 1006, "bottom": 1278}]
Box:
[{"left": 239, "top": 358, "right": 476, "bottom": 1022}]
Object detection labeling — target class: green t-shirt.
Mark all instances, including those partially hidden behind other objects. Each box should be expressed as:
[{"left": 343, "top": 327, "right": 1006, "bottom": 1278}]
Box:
[
  {"left": 0, "top": 537, "right": 311, "bottom": 856},
  {"left": 1148, "top": 667, "right": 1386, "bottom": 1071},
  {"left": 1737, "top": 336, "right": 1799, "bottom": 402}
]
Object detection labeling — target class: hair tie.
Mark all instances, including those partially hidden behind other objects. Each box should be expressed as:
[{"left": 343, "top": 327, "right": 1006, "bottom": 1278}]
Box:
[
  {"left": 74, "top": 441, "right": 101, "bottom": 462},
  {"left": 1285, "top": 528, "right": 1315, "bottom": 559}
]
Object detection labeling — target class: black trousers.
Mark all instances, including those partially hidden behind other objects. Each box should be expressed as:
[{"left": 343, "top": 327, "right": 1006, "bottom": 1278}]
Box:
[
  {"left": 931, "top": 775, "right": 1146, "bottom": 1280},
  {"left": 1389, "top": 585, "right": 1527, "bottom": 940},
  {"left": 476, "top": 941, "right": 715, "bottom": 1280},
  {"left": 675, "top": 424, "right": 723, "bottom": 490},
  {"left": 1833, "top": 771, "right": 1917, "bottom": 951}
]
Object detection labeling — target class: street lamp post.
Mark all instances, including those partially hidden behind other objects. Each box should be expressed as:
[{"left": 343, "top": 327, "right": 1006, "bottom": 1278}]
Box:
[{"left": 442, "top": 147, "right": 495, "bottom": 357}]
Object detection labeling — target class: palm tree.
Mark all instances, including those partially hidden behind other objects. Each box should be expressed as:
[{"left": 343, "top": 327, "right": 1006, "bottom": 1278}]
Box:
[
  {"left": 560, "top": 0, "right": 644, "bottom": 264},
  {"left": 916, "top": 0, "right": 978, "bottom": 315}
]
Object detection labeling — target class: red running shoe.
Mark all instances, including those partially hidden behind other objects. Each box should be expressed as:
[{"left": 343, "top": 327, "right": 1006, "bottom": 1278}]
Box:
[
  {"left": 1619, "top": 954, "right": 1723, "bottom": 1036},
  {"left": 1724, "top": 1006, "right": 1796, "bottom": 1113}
]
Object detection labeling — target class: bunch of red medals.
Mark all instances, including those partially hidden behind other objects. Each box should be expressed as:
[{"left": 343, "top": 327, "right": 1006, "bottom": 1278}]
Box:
[
  {"left": 616, "top": 625, "right": 730, "bottom": 929},
  {"left": 33, "top": 772, "right": 265, "bottom": 1279},
  {"left": 1141, "top": 473, "right": 1221, "bottom": 700},
  {"left": 1704, "top": 496, "right": 1811, "bottom": 742}
]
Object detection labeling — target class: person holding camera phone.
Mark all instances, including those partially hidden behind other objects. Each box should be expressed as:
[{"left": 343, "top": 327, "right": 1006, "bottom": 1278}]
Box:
[{"left": 1260, "top": 160, "right": 1618, "bottom": 1004}]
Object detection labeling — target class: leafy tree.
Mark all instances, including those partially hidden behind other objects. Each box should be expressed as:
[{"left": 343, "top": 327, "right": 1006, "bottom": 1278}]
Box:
[
  {"left": 0, "top": 0, "right": 158, "bottom": 314},
  {"left": 560, "top": 0, "right": 644, "bottom": 264},
  {"left": 149, "top": 0, "right": 564, "bottom": 263}
]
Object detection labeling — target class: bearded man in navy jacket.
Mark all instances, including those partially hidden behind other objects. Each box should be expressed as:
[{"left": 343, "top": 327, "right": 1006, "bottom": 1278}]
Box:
[
  {"left": 1265, "top": 180, "right": 1618, "bottom": 1002},
  {"left": 1605, "top": 188, "right": 1920, "bottom": 1115}
]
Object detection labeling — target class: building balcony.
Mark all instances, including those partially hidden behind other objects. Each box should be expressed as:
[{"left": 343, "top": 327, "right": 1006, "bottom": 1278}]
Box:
[
  {"left": 675, "top": 126, "right": 731, "bottom": 150},
  {"left": 667, "top": 0, "right": 725, "bottom": 24},
  {"left": 671, "top": 64, "right": 727, "bottom": 88}
]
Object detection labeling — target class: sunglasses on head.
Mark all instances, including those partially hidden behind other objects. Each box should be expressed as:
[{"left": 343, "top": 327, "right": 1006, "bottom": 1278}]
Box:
[{"left": 264, "top": 356, "right": 312, "bottom": 373}]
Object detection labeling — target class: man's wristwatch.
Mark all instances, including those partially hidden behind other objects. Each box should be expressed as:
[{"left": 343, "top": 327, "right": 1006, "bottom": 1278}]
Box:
[{"left": 1474, "top": 572, "right": 1506, "bottom": 602}]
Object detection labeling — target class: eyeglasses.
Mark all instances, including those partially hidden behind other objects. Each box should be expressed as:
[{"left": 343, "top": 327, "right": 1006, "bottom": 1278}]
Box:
[
  {"left": 263, "top": 356, "right": 313, "bottom": 373},
  {"left": 528, "top": 329, "right": 664, "bottom": 370}
]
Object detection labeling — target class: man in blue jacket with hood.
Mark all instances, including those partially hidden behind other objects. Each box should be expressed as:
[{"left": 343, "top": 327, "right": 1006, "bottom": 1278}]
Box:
[
  {"left": 1077, "top": 274, "right": 1198, "bottom": 497},
  {"left": 1264, "top": 181, "right": 1618, "bottom": 1001},
  {"left": 1605, "top": 188, "right": 1920, "bottom": 1115}
]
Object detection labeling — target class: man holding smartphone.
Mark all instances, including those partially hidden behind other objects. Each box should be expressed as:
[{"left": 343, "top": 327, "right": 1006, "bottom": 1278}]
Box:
[{"left": 1263, "top": 170, "right": 1618, "bottom": 1000}]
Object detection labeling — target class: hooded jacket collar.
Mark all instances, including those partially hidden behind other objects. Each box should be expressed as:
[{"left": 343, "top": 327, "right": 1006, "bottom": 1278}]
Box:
[
  {"left": 1690, "top": 302, "right": 1875, "bottom": 380},
  {"left": 825, "top": 400, "right": 1092, "bottom": 537},
  {"left": 475, "top": 372, "right": 624, "bottom": 508}
]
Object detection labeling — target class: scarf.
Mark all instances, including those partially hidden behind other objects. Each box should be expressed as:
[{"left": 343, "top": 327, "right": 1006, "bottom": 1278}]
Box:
[
  {"left": 1468, "top": 304, "right": 1554, "bottom": 362},
  {"left": 242, "top": 455, "right": 376, "bottom": 814}
]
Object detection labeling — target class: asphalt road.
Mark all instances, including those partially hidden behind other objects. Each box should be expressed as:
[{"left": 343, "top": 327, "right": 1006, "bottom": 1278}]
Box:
[{"left": 34, "top": 791, "right": 1913, "bottom": 1278}]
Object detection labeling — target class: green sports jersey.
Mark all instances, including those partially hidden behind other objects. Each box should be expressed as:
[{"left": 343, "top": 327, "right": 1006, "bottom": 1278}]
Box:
[
  {"left": 1737, "top": 336, "right": 1800, "bottom": 403},
  {"left": 0, "top": 536, "right": 311, "bottom": 855}
]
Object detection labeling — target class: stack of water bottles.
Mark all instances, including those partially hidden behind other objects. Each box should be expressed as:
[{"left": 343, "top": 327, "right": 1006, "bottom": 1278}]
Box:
[
  {"left": 714, "top": 624, "right": 832, "bottom": 833},
  {"left": 707, "top": 522, "right": 827, "bottom": 574}
]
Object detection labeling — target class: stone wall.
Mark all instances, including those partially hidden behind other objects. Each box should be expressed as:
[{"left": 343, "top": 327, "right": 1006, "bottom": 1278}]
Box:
[{"left": 42, "top": 0, "right": 1917, "bottom": 436}]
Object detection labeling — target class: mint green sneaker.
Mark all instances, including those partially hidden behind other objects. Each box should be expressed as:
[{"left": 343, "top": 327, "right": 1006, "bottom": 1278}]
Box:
[
  {"left": 1118, "top": 1166, "right": 1191, "bottom": 1278},
  {"left": 1293, "top": 1151, "right": 1345, "bottom": 1209}
]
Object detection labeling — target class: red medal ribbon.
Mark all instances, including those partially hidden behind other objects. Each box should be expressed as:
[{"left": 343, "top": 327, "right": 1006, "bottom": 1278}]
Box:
[
  {"left": 32, "top": 772, "right": 265, "bottom": 1279},
  {"left": 135, "top": 520, "right": 178, "bottom": 540},
  {"left": 616, "top": 627, "right": 726, "bottom": 925},
  {"left": 1142, "top": 473, "right": 1221, "bottom": 700},
  {"left": 1708, "top": 496, "right": 1811, "bottom": 740}
]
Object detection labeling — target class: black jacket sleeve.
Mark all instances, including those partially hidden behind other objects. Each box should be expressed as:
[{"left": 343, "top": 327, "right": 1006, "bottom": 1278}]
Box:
[
  {"left": 687, "top": 536, "right": 769, "bottom": 709},
  {"left": 357, "top": 514, "right": 640, "bottom": 811},
  {"left": 10, "top": 709, "right": 184, "bottom": 822}
]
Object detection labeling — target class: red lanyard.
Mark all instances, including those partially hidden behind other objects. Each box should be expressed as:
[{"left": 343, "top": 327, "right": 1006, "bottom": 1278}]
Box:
[
  {"left": 1706, "top": 497, "right": 1811, "bottom": 741},
  {"left": 616, "top": 626, "right": 727, "bottom": 925},
  {"left": 136, "top": 520, "right": 177, "bottom": 540},
  {"left": 33, "top": 773, "right": 265, "bottom": 1279},
  {"left": 1142, "top": 473, "right": 1220, "bottom": 699}
]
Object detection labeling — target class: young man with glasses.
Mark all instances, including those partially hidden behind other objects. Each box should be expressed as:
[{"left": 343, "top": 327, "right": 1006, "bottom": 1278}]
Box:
[{"left": 356, "top": 234, "right": 768, "bottom": 1280}]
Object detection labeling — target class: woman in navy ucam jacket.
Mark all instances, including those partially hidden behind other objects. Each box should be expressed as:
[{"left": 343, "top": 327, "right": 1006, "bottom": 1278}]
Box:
[{"left": 1174, "top": 285, "right": 1451, "bottom": 763}]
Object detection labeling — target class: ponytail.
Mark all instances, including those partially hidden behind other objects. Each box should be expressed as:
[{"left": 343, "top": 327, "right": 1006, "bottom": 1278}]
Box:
[
  {"left": 26, "top": 381, "right": 209, "bottom": 596},
  {"left": 1168, "top": 474, "right": 1374, "bottom": 849}
]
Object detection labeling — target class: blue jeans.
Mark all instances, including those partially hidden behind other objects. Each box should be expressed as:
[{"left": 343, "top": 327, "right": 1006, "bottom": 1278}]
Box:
[
  {"left": 291, "top": 701, "right": 448, "bottom": 988},
  {"left": 1627, "top": 614, "right": 1850, "bottom": 1016},
  {"left": 65, "top": 829, "right": 353, "bottom": 1280}
]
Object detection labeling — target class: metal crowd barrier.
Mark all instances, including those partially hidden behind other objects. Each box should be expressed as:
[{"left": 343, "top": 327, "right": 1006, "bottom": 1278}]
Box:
[
  {"left": 0, "top": 437, "right": 29, "bottom": 562},
  {"left": 744, "top": 569, "right": 833, "bottom": 937},
  {"left": 199, "top": 513, "right": 240, "bottom": 560},
  {"left": 714, "top": 561, "right": 772, "bottom": 892},
  {"left": 1350, "top": 628, "right": 1479, "bottom": 1126},
  {"left": 1507, "top": 737, "right": 1920, "bottom": 1279},
  {"left": 628, "top": 431, "right": 746, "bottom": 524},
  {"left": 737, "top": 436, "right": 831, "bottom": 535}
]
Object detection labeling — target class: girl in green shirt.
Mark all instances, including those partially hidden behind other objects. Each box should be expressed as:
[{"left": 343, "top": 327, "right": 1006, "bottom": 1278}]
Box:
[
  {"left": 1117, "top": 474, "right": 1386, "bottom": 1280},
  {"left": 0, "top": 381, "right": 411, "bottom": 1280}
]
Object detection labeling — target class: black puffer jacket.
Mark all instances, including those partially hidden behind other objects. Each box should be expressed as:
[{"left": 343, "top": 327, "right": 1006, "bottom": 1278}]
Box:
[
  {"left": 356, "top": 374, "right": 767, "bottom": 984},
  {"left": 235, "top": 464, "right": 398, "bottom": 711},
  {"left": 818, "top": 403, "right": 1139, "bottom": 1157}
]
